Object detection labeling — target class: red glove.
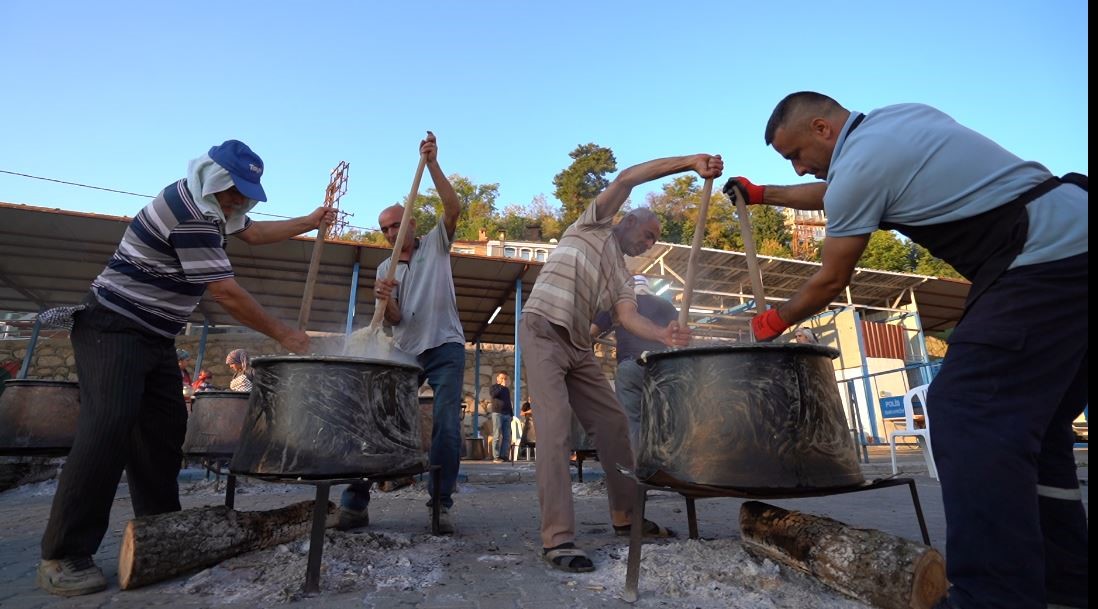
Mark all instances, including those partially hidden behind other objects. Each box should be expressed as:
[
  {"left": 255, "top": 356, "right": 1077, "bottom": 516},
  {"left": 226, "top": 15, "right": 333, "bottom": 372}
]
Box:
[
  {"left": 751, "top": 308, "right": 789, "bottom": 342},
  {"left": 722, "top": 176, "right": 765, "bottom": 205}
]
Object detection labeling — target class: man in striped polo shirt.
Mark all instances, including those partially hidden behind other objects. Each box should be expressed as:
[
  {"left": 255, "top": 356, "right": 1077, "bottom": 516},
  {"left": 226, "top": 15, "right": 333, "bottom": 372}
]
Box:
[
  {"left": 518, "top": 152, "right": 723, "bottom": 572},
  {"left": 38, "top": 140, "right": 335, "bottom": 597}
]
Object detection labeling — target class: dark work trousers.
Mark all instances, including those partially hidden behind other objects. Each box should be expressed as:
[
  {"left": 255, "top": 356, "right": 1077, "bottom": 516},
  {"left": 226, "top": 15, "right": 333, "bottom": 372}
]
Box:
[
  {"left": 928, "top": 253, "right": 1088, "bottom": 609},
  {"left": 41, "top": 296, "right": 187, "bottom": 560}
]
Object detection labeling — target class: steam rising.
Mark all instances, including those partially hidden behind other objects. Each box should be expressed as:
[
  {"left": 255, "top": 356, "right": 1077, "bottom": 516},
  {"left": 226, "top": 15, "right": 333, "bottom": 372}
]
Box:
[{"left": 334, "top": 326, "right": 419, "bottom": 367}]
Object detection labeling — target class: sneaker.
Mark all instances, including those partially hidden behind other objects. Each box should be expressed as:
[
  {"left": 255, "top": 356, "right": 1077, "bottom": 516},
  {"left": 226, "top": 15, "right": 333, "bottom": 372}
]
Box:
[
  {"left": 492, "top": 458, "right": 504, "bottom": 464},
  {"left": 430, "top": 506, "right": 455, "bottom": 535},
  {"left": 37, "top": 557, "right": 107, "bottom": 597},
  {"left": 336, "top": 506, "right": 370, "bottom": 531}
]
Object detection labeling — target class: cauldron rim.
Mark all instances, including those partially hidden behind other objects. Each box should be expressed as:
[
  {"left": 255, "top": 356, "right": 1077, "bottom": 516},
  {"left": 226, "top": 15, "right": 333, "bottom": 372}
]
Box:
[
  {"left": 251, "top": 354, "right": 422, "bottom": 373},
  {"left": 2, "top": 379, "right": 79, "bottom": 388},
  {"left": 638, "top": 342, "right": 839, "bottom": 365},
  {"left": 190, "top": 390, "right": 250, "bottom": 398}
]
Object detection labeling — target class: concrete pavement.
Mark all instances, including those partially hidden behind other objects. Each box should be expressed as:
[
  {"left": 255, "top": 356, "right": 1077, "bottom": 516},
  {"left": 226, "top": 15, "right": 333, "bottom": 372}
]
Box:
[{"left": 0, "top": 445, "right": 1086, "bottom": 609}]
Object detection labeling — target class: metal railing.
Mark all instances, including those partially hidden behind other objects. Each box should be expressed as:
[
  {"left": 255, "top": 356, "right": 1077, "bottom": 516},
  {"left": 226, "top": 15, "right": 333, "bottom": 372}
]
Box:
[{"left": 836, "top": 360, "right": 943, "bottom": 463}]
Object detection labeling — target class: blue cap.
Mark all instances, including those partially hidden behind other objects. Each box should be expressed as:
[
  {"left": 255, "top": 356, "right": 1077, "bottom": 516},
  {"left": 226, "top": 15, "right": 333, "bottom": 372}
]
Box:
[{"left": 208, "top": 140, "right": 267, "bottom": 202}]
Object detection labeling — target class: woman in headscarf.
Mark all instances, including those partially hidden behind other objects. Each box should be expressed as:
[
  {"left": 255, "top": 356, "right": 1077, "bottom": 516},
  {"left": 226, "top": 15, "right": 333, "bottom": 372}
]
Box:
[{"left": 225, "top": 349, "right": 252, "bottom": 392}]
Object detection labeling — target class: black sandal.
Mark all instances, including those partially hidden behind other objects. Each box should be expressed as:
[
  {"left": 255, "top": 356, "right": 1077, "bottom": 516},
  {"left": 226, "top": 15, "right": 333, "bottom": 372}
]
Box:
[
  {"left": 613, "top": 518, "right": 675, "bottom": 538},
  {"left": 542, "top": 542, "right": 595, "bottom": 573}
]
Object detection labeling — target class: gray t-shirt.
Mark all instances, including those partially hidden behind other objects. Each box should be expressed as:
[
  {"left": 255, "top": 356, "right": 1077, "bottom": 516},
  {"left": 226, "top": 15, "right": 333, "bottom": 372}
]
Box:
[
  {"left": 825, "top": 103, "right": 1087, "bottom": 268},
  {"left": 375, "top": 221, "right": 465, "bottom": 355}
]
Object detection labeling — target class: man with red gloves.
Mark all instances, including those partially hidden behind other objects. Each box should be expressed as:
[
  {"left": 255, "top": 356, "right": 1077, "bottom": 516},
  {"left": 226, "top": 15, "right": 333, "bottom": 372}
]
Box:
[{"left": 727, "top": 92, "right": 1087, "bottom": 609}]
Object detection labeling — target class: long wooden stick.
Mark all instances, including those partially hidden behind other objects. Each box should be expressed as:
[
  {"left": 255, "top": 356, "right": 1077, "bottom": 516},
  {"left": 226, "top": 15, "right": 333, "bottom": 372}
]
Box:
[
  {"left": 297, "top": 217, "right": 330, "bottom": 330},
  {"left": 368, "top": 154, "right": 428, "bottom": 329},
  {"left": 678, "top": 178, "right": 714, "bottom": 328},
  {"left": 732, "top": 185, "right": 768, "bottom": 318}
]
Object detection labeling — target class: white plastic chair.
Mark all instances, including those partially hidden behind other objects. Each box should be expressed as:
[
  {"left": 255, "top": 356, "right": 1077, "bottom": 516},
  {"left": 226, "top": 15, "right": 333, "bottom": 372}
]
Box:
[{"left": 888, "top": 384, "right": 939, "bottom": 480}]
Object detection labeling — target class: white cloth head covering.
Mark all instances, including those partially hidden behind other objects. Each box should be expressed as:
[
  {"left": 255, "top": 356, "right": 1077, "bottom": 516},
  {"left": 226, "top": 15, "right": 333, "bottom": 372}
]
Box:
[
  {"left": 632, "top": 274, "right": 651, "bottom": 295},
  {"left": 186, "top": 154, "right": 258, "bottom": 233}
]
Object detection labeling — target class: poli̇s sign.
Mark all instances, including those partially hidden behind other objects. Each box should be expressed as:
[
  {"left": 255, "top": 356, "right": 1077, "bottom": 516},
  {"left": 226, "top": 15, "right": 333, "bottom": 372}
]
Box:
[{"left": 879, "top": 396, "right": 906, "bottom": 419}]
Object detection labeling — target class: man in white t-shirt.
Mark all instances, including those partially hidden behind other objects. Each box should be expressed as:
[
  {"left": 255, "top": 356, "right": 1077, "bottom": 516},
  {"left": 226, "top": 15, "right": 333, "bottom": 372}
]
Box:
[{"left": 338, "top": 132, "right": 466, "bottom": 535}]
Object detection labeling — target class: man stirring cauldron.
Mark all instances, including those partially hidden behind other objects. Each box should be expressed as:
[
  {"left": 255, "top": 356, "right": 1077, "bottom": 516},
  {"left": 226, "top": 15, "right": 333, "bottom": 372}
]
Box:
[
  {"left": 37, "top": 140, "right": 335, "bottom": 597},
  {"left": 337, "top": 132, "right": 466, "bottom": 535},
  {"left": 729, "top": 92, "right": 1087, "bottom": 609},
  {"left": 519, "top": 152, "right": 722, "bottom": 572}
]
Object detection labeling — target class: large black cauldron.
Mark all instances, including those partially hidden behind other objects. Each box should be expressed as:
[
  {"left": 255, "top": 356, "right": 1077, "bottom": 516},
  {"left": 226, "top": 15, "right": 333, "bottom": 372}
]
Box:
[
  {"left": 637, "top": 343, "right": 863, "bottom": 490},
  {"left": 182, "top": 391, "right": 250, "bottom": 457},
  {"left": 0, "top": 380, "right": 80, "bottom": 455},
  {"left": 230, "top": 355, "right": 427, "bottom": 480}
]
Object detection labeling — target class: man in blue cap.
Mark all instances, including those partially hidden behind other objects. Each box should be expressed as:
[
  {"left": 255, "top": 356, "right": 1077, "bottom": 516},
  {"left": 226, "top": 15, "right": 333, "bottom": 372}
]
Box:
[{"left": 37, "top": 140, "right": 336, "bottom": 597}]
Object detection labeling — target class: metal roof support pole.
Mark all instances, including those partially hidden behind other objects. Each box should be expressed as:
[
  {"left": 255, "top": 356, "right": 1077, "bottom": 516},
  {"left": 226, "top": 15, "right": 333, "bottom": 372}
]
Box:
[
  {"left": 832, "top": 308, "right": 869, "bottom": 463},
  {"left": 851, "top": 307, "right": 881, "bottom": 444},
  {"left": 908, "top": 288, "right": 932, "bottom": 386},
  {"left": 17, "top": 314, "right": 43, "bottom": 379},
  {"left": 473, "top": 342, "right": 482, "bottom": 438},
  {"left": 193, "top": 319, "right": 210, "bottom": 376},
  {"left": 345, "top": 260, "right": 360, "bottom": 335},
  {"left": 513, "top": 277, "right": 523, "bottom": 416}
]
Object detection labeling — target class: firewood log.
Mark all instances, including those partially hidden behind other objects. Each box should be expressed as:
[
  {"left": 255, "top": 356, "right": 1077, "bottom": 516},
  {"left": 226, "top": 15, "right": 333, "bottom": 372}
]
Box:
[
  {"left": 119, "top": 500, "right": 335, "bottom": 590},
  {"left": 740, "top": 501, "right": 947, "bottom": 609}
]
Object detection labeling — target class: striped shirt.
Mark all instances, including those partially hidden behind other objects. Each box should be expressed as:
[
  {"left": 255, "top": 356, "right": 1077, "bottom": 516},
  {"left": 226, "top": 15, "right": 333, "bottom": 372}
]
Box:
[
  {"left": 524, "top": 202, "right": 635, "bottom": 350},
  {"left": 91, "top": 179, "right": 252, "bottom": 337}
]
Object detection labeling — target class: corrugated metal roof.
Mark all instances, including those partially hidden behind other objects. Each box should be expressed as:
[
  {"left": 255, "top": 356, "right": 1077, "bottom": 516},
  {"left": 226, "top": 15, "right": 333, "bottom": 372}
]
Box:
[
  {"left": 0, "top": 202, "right": 969, "bottom": 344},
  {"left": 626, "top": 243, "right": 969, "bottom": 334},
  {"left": 0, "top": 202, "right": 539, "bottom": 345}
]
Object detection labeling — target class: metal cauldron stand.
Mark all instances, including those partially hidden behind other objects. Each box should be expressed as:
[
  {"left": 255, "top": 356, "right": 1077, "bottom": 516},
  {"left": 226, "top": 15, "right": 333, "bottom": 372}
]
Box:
[
  {"left": 240, "top": 467, "right": 441, "bottom": 594},
  {"left": 228, "top": 355, "right": 434, "bottom": 593},
  {"left": 621, "top": 473, "right": 932, "bottom": 603}
]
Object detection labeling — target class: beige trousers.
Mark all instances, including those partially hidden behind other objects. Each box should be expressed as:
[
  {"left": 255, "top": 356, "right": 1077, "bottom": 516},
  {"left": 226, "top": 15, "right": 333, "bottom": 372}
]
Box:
[{"left": 518, "top": 313, "right": 638, "bottom": 548}]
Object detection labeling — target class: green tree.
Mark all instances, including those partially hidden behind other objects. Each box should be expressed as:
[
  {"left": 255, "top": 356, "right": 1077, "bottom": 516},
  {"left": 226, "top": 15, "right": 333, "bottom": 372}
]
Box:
[
  {"left": 912, "top": 244, "right": 963, "bottom": 278},
  {"left": 747, "top": 206, "right": 792, "bottom": 258},
  {"left": 645, "top": 177, "right": 787, "bottom": 254},
  {"left": 525, "top": 194, "right": 564, "bottom": 241},
  {"left": 337, "top": 227, "right": 388, "bottom": 246},
  {"left": 496, "top": 204, "right": 530, "bottom": 240},
  {"left": 410, "top": 174, "right": 500, "bottom": 241},
  {"left": 858, "top": 231, "right": 911, "bottom": 272},
  {"left": 645, "top": 175, "right": 697, "bottom": 245},
  {"left": 552, "top": 143, "right": 617, "bottom": 227}
]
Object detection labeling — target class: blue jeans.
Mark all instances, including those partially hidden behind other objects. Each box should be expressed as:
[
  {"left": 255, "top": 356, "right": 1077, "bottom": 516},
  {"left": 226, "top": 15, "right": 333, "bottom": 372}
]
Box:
[
  {"left": 613, "top": 359, "right": 645, "bottom": 451},
  {"left": 491, "top": 413, "right": 512, "bottom": 460},
  {"left": 341, "top": 341, "right": 465, "bottom": 511}
]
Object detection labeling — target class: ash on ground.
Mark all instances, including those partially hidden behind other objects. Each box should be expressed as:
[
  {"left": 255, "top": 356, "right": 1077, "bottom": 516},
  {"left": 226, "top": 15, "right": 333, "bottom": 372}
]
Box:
[
  {"left": 572, "top": 478, "right": 608, "bottom": 497},
  {"left": 177, "top": 529, "right": 455, "bottom": 604},
  {"left": 582, "top": 539, "right": 871, "bottom": 609}
]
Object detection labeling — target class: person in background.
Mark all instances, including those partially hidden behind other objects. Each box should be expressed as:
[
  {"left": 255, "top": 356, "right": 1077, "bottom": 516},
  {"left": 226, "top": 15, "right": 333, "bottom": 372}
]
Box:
[
  {"left": 792, "top": 327, "right": 818, "bottom": 344},
  {"left": 592, "top": 274, "right": 678, "bottom": 450},
  {"left": 37, "top": 139, "right": 334, "bottom": 597},
  {"left": 177, "top": 349, "right": 193, "bottom": 387},
  {"left": 728, "top": 91, "right": 1087, "bottom": 609},
  {"left": 488, "top": 372, "right": 514, "bottom": 463},
  {"left": 191, "top": 369, "right": 215, "bottom": 392},
  {"left": 519, "top": 151, "right": 721, "bottom": 572},
  {"left": 225, "top": 348, "right": 253, "bottom": 392},
  {"left": 338, "top": 132, "right": 465, "bottom": 535},
  {"left": 519, "top": 401, "right": 536, "bottom": 460}
]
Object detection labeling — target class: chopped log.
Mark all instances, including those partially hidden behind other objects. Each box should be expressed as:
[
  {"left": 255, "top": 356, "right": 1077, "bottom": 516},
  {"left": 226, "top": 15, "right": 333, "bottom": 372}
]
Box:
[
  {"left": 119, "top": 500, "right": 336, "bottom": 590},
  {"left": 740, "top": 501, "right": 947, "bottom": 609}
]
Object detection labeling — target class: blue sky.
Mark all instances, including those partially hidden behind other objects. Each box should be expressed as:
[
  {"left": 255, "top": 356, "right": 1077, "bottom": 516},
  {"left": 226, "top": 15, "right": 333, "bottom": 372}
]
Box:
[{"left": 0, "top": 1, "right": 1088, "bottom": 234}]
